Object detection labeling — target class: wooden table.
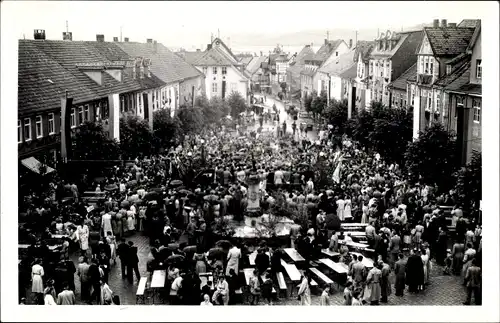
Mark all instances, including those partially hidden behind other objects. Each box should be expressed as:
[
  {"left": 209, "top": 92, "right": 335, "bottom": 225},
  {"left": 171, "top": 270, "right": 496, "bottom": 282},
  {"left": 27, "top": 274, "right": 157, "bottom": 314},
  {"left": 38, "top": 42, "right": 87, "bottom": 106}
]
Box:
[
  {"left": 51, "top": 234, "right": 68, "bottom": 239},
  {"left": 309, "top": 267, "right": 333, "bottom": 285},
  {"left": 319, "top": 258, "right": 348, "bottom": 274},
  {"left": 342, "top": 231, "right": 367, "bottom": 237},
  {"left": 340, "top": 240, "right": 369, "bottom": 250},
  {"left": 151, "top": 270, "right": 166, "bottom": 304},
  {"left": 350, "top": 252, "right": 374, "bottom": 268},
  {"left": 321, "top": 249, "right": 340, "bottom": 258},
  {"left": 280, "top": 259, "right": 301, "bottom": 281},
  {"left": 284, "top": 248, "right": 305, "bottom": 262}
]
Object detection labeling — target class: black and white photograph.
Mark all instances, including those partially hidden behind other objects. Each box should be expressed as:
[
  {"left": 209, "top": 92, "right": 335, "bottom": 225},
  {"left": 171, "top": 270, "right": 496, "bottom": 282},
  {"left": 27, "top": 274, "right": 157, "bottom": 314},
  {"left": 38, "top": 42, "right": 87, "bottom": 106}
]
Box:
[{"left": 1, "top": 1, "right": 498, "bottom": 322}]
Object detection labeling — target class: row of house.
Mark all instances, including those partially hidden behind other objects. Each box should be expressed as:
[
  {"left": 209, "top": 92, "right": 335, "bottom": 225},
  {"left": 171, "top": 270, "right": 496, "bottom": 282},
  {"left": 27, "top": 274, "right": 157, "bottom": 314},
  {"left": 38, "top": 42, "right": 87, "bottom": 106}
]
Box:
[
  {"left": 18, "top": 30, "right": 204, "bottom": 171},
  {"left": 286, "top": 18, "right": 481, "bottom": 165}
]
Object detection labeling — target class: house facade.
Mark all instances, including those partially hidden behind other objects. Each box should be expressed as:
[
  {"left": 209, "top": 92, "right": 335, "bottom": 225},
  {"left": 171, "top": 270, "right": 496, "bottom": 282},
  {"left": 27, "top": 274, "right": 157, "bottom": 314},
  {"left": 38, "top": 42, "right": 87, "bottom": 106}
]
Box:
[
  {"left": 18, "top": 32, "right": 166, "bottom": 169},
  {"left": 368, "top": 30, "right": 423, "bottom": 108},
  {"left": 408, "top": 19, "right": 476, "bottom": 139},
  {"left": 352, "top": 41, "right": 376, "bottom": 111},
  {"left": 287, "top": 45, "right": 315, "bottom": 97},
  {"left": 192, "top": 38, "right": 250, "bottom": 101}
]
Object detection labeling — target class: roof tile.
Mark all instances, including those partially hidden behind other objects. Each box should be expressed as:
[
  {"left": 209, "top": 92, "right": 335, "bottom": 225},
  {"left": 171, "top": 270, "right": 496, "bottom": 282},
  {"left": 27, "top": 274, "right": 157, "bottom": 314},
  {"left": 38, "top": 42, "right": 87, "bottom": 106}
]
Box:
[{"left": 424, "top": 27, "right": 475, "bottom": 56}]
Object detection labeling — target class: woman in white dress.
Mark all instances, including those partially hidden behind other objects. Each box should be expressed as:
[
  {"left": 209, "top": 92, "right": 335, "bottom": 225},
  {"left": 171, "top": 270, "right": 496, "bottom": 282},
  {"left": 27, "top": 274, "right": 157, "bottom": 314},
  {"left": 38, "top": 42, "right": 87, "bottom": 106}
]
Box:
[
  {"left": 420, "top": 248, "right": 430, "bottom": 288},
  {"left": 297, "top": 274, "right": 312, "bottom": 305},
  {"left": 43, "top": 281, "right": 57, "bottom": 305},
  {"left": 361, "top": 202, "right": 369, "bottom": 224},
  {"left": 76, "top": 219, "right": 90, "bottom": 256},
  {"left": 344, "top": 198, "right": 352, "bottom": 220},
  {"left": 31, "top": 259, "right": 44, "bottom": 304},
  {"left": 225, "top": 245, "right": 241, "bottom": 276}
]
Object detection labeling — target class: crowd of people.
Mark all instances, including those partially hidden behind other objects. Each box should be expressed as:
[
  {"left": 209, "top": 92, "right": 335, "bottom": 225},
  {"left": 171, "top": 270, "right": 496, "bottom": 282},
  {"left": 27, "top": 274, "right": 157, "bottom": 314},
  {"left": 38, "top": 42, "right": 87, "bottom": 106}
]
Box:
[{"left": 18, "top": 94, "right": 482, "bottom": 306}]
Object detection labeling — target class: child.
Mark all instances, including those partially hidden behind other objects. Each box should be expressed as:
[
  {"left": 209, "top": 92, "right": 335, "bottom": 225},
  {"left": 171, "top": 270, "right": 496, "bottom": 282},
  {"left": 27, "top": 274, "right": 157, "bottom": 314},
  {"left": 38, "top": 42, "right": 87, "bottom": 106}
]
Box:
[
  {"left": 201, "top": 280, "right": 214, "bottom": 302},
  {"left": 443, "top": 249, "right": 453, "bottom": 275},
  {"left": 320, "top": 284, "right": 332, "bottom": 306},
  {"left": 351, "top": 290, "right": 362, "bottom": 306},
  {"left": 343, "top": 281, "right": 353, "bottom": 305}
]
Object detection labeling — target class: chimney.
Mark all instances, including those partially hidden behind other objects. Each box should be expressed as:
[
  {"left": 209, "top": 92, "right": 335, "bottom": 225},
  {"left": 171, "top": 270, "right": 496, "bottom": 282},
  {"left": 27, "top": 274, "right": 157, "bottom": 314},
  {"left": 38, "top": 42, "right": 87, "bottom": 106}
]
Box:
[
  {"left": 146, "top": 38, "right": 153, "bottom": 44},
  {"left": 441, "top": 19, "right": 447, "bottom": 28},
  {"left": 34, "top": 29, "right": 46, "bottom": 40},
  {"left": 62, "top": 32, "right": 72, "bottom": 41},
  {"left": 196, "top": 49, "right": 201, "bottom": 52},
  {"left": 153, "top": 40, "right": 158, "bottom": 53},
  {"left": 433, "top": 19, "right": 440, "bottom": 28},
  {"left": 207, "top": 44, "right": 212, "bottom": 50},
  {"left": 113, "top": 37, "right": 119, "bottom": 42},
  {"left": 324, "top": 39, "right": 328, "bottom": 45},
  {"left": 96, "top": 34, "right": 105, "bottom": 42},
  {"left": 124, "top": 37, "right": 129, "bottom": 42},
  {"left": 448, "top": 22, "right": 457, "bottom": 28},
  {"left": 349, "top": 39, "right": 353, "bottom": 49}
]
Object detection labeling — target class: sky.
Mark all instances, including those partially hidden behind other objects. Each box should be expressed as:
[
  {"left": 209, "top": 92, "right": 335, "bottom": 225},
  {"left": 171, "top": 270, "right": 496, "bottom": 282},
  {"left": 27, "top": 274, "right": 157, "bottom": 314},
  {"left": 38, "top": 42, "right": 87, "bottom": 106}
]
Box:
[{"left": 3, "top": 1, "right": 487, "bottom": 49}]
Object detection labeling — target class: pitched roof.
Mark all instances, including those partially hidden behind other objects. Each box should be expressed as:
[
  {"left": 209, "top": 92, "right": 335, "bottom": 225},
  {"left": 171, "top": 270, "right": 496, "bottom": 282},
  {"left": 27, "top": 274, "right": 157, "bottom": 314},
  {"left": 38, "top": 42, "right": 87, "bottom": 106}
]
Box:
[
  {"left": 435, "top": 60, "right": 470, "bottom": 88},
  {"left": 424, "top": 27, "right": 475, "bottom": 56},
  {"left": 210, "top": 38, "right": 239, "bottom": 62},
  {"left": 318, "top": 50, "right": 356, "bottom": 75},
  {"left": 193, "top": 46, "right": 235, "bottom": 66},
  {"left": 300, "top": 68, "right": 316, "bottom": 76},
  {"left": 313, "top": 39, "right": 345, "bottom": 62},
  {"left": 339, "top": 63, "right": 357, "bottom": 80},
  {"left": 353, "top": 41, "right": 376, "bottom": 62},
  {"left": 295, "top": 45, "right": 316, "bottom": 65},
  {"left": 246, "top": 56, "right": 267, "bottom": 75},
  {"left": 370, "top": 31, "right": 422, "bottom": 59},
  {"left": 458, "top": 19, "right": 481, "bottom": 28},
  {"left": 466, "top": 22, "right": 481, "bottom": 53},
  {"left": 442, "top": 63, "right": 481, "bottom": 96},
  {"left": 175, "top": 50, "right": 205, "bottom": 64},
  {"left": 116, "top": 42, "right": 202, "bottom": 84},
  {"left": 389, "top": 63, "right": 416, "bottom": 90},
  {"left": 238, "top": 56, "right": 254, "bottom": 66}
]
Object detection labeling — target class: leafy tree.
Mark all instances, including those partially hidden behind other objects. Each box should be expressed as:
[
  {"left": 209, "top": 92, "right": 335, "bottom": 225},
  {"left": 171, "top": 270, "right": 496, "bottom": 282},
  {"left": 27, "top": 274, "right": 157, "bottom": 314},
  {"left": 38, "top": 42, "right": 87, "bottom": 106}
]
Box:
[
  {"left": 405, "top": 123, "right": 458, "bottom": 192},
  {"left": 352, "top": 108, "right": 374, "bottom": 147},
  {"left": 280, "top": 82, "right": 287, "bottom": 95},
  {"left": 153, "top": 109, "right": 181, "bottom": 151},
  {"left": 119, "top": 116, "right": 155, "bottom": 159},
  {"left": 227, "top": 91, "right": 247, "bottom": 119},
  {"left": 310, "top": 91, "right": 328, "bottom": 118},
  {"left": 454, "top": 151, "right": 482, "bottom": 212},
  {"left": 304, "top": 92, "right": 314, "bottom": 113},
  {"left": 177, "top": 104, "right": 204, "bottom": 135},
  {"left": 73, "top": 121, "right": 120, "bottom": 161},
  {"left": 204, "top": 96, "right": 228, "bottom": 125},
  {"left": 322, "top": 98, "right": 348, "bottom": 136}
]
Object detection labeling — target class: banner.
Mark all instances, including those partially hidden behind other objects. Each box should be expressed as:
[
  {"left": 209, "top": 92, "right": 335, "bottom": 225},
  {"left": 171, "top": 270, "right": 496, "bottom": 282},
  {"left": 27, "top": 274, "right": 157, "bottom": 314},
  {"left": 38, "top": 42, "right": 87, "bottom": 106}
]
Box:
[{"left": 332, "top": 160, "right": 342, "bottom": 184}]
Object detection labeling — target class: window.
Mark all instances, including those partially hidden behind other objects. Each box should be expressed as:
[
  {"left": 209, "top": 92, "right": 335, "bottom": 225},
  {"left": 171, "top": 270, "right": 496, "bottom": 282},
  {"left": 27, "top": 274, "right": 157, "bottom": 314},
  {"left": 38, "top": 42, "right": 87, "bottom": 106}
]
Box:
[
  {"left": 446, "top": 65, "right": 451, "bottom": 75},
  {"left": 18, "top": 120, "right": 22, "bottom": 143},
  {"left": 35, "top": 115, "right": 43, "bottom": 138},
  {"left": 222, "top": 67, "right": 227, "bottom": 75},
  {"left": 473, "top": 99, "right": 481, "bottom": 123},
  {"left": 48, "top": 113, "right": 55, "bottom": 135},
  {"left": 140, "top": 65, "right": 145, "bottom": 79},
  {"left": 369, "top": 62, "right": 373, "bottom": 75},
  {"left": 476, "top": 59, "right": 482, "bottom": 79},
  {"left": 436, "top": 96, "right": 441, "bottom": 113},
  {"left": 213, "top": 67, "right": 218, "bottom": 74},
  {"left": 70, "top": 108, "right": 76, "bottom": 128},
  {"left": 420, "top": 56, "right": 424, "bottom": 74},
  {"left": 424, "top": 57, "right": 429, "bottom": 74},
  {"left": 24, "top": 118, "right": 32, "bottom": 141},
  {"left": 429, "top": 58, "right": 434, "bottom": 75},
  {"left": 335, "top": 52, "right": 338, "bottom": 56},
  {"left": 212, "top": 82, "right": 218, "bottom": 93},
  {"left": 84, "top": 105, "right": 89, "bottom": 121},
  {"left": 78, "top": 106, "right": 84, "bottom": 124}
]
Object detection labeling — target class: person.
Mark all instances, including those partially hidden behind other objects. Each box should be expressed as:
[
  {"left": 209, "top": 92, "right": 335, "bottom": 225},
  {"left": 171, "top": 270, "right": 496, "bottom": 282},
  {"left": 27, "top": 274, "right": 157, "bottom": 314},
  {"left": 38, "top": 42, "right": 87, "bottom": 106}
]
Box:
[
  {"left": 200, "top": 294, "right": 213, "bottom": 306},
  {"left": 343, "top": 281, "right": 353, "bottom": 305},
  {"left": 451, "top": 239, "right": 465, "bottom": 275},
  {"left": 77, "top": 256, "right": 91, "bottom": 302},
  {"left": 43, "top": 281, "right": 57, "bottom": 305},
  {"left": 328, "top": 230, "right": 339, "bottom": 252},
  {"left": 76, "top": 218, "right": 90, "bottom": 258},
  {"left": 297, "top": 273, "right": 311, "bottom": 306},
  {"left": 193, "top": 248, "right": 207, "bottom": 275},
  {"left": 363, "top": 262, "right": 382, "bottom": 305},
  {"left": 248, "top": 269, "right": 261, "bottom": 305},
  {"left": 255, "top": 248, "right": 269, "bottom": 276},
  {"left": 420, "top": 247, "right": 431, "bottom": 289},
  {"left": 365, "top": 222, "right": 376, "bottom": 247},
  {"left": 212, "top": 275, "right": 229, "bottom": 305},
  {"left": 170, "top": 273, "right": 183, "bottom": 305},
  {"left": 336, "top": 197, "right": 345, "bottom": 222},
  {"left": 126, "top": 241, "right": 140, "bottom": 283},
  {"left": 88, "top": 258, "right": 101, "bottom": 304},
  {"left": 405, "top": 248, "right": 424, "bottom": 293},
  {"left": 56, "top": 283, "right": 75, "bottom": 305},
  {"left": 99, "top": 280, "right": 114, "bottom": 305},
  {"left": 261, "top": 273, "right": 274, "bottom": 305},
  {"left": 462, "top": 243, "right": 476, "bottom": 285},
  {"left": 226, "top": 244, "right": 241, "bottom": 276},
  {"left": 101, "top": 212, "right": 113, "bottom": 238},
  {"left": 443, "top": 249, "right": 453, "bottom": 275},
  {"left": 351, "top": 255, "right": 366, "bottom": 290},
  {"left": 435, "top": 226, "right": 448, "bottom": 265},
  {"left": 394, "top": 253, "right": 406, "bottom": 296},
  {"left": 389, "top": 230, "right": 401, "bottom": 268},
  {"left": 351, "top": 290, "right": 362, "bottom": 306},
  {"left": 31, "top": 259, "right": 45, "bottom": 305},
  {"left": 116, "top": 238, "right": 129, "bottom": 279},
  {"left": 463, "top": 258, "right": 481, "bottom": 305},
  {"left": 320, "top": 284, "right": 332, "bottom": 306},
  {"left": 227, "top": 268, "right": 240, "bottom": 305},
  {"left": 380, "top": 260, "right": 392, "bottom": 303}
]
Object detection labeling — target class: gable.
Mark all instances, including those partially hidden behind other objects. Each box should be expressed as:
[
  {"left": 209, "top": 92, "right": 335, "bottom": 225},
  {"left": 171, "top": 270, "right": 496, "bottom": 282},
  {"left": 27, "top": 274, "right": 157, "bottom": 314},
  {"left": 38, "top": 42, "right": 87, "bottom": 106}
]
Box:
[{"left": 418, "top": 34, "right": 434, "bottom": 55}]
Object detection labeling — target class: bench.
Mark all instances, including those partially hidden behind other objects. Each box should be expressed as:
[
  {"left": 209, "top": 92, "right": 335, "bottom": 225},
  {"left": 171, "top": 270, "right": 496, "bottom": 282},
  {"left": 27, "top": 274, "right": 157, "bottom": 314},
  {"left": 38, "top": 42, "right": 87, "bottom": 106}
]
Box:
[
  {"left": 284, "top": 248, "right": 305, "bottom": 262},
  {"left": 298, "top": 269, "right": 318, "bottom": 286},
  {"left": 150, "top": 270, "right": 166, "bottom": 304},
  {"left": 309, "top": 267, "right": 334, "bottom": 286},
  {"left": 136, "top": 277, "right": 148, "bottom": 304},
  {"left": 276, "top": 272, "right": 287, "bottom": 297}
]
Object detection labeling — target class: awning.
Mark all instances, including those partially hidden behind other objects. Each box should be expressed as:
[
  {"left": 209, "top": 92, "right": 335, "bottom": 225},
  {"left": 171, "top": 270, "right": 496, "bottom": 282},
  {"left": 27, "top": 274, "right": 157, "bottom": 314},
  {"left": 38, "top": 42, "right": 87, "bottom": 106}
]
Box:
[{"left": 21, "top": 157, "right": 55, "bottom": 175}]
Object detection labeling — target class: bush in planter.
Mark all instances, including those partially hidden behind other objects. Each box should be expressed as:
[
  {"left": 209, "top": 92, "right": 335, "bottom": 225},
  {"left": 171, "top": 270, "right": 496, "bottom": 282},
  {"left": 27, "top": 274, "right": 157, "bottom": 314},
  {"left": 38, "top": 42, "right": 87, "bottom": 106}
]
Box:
[{"left": 211, "top": 216, "right": 236, "bottom": 238}]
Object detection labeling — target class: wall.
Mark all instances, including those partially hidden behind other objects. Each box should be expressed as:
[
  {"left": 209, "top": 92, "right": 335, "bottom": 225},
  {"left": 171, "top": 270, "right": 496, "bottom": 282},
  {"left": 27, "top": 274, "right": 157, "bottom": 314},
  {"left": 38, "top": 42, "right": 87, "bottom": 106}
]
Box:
[
  {"left": 391, "top": 31, "right": 423, "bottom": 87},
  {"left": 470, "top": 31, "right": 482, "bottom": 85},
  {"left": 313, "top": 71, "right": 330, "bottom": 95},
  {"left": 202, "top": 65, "right": 247, "bottom": 100},
  {"left": 330, "top": 75, "right": 343, "bottom": 101},
  {"left": 390, "top": 88, "right": 407, "bottom": 109},
  {"left": 179, "top": 76, "right": 204, "bottom": 108}
]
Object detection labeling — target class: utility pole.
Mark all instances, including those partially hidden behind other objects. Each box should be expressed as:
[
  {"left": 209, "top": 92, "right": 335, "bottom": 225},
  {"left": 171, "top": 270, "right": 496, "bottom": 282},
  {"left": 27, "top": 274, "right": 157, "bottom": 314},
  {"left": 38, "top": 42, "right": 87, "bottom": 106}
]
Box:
[
  {"left": 326, "top": 30, "right": 329, "bottom": 41},
  {"left": 66, "top": 20, "right": 69, "bottom": 33},
  {"left": 120, "top": 26, "right": 123, "bottom": 42},
  {"left": 355, "top": 30, "right": 358, "bottom": 46}
]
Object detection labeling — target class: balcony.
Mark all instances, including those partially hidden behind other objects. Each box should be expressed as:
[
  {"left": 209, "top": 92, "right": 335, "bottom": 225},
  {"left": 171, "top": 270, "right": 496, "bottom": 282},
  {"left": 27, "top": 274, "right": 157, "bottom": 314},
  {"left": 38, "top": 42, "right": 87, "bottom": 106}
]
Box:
[{"left": 417, "top": 74, "right": 433, "bottom": 85}]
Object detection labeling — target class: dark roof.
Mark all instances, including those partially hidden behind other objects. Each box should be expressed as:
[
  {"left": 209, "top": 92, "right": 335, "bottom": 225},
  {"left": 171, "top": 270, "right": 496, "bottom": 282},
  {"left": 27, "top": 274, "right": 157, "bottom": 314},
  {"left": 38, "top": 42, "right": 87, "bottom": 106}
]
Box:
[
  {"left": 314, "top": 39, "right": 345, "bottom": 62},
  {"left": 435, "top": 60, "right": 470, "bottom": 87},
  {"left": 210, "top": 38, "right": 239, "bottom": 62},
  {"left": 295, "top": 45, "right": 316, "bottom": 65},
  {"left": 194, "top": 47, "right": 234, "bottom": 66},
  {"left": 458, "top": 19, "right": 481, "bottom": 28},
  {"left": 353, "top": 41, "right": 376, "bottom": 62},
  {"left": 389, "top": 63, "right": 417, "bottom": 90},
  {"left": 339, "top": 63, "right": 357, "bottom": 80},
  {"left": 424, "top": 27, "right": 475, "bottom": 56},
  {"left": 116, "top": 42, "right": 202, "bottom": 84},
  {"left": 175, "top": 50, "right": 205, "bottom": 64},
  {"left": 18, "top": 40, "right": 166, "bottom": 114},
  {"left": 443, "top": 63, "right": 481, "bottom": 96},
  {"left": 370, "top": 31, "right": 422, "bottom": 59}
]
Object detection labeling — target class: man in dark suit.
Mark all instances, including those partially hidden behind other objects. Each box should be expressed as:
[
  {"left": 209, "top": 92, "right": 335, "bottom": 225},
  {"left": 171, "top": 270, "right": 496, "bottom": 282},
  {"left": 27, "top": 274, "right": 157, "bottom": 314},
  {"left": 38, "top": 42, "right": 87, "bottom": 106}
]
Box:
[
  {"left": 394, "top": 253, "right": 407, "bottom": 296},
  {"left": 463, "top": 258, "right": 481, "bottom": 305},
  {"left": 351, "top": 255, "right": 367, "bottom": 290},
  {"left": 127, "top": 241, "right": 140, "bottom": 283},
  {"left": 116, "top": 238, "right": 129, "bottom": 279}
]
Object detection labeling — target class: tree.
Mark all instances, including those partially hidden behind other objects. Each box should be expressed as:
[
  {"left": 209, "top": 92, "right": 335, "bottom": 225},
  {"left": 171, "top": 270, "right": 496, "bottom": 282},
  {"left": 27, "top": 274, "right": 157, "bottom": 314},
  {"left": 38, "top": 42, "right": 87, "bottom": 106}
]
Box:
[
  {"left": 119, "top": 116, "right": 155, "bottom": 159},
  {"left": 203, "top": 96, "right": 227, "bottom": 125},
  {"left": 177, "top": 104, "right": 204, "bottom": 135},
  {"left": 73, "top": 121, "right": 120, "bottom": 161},
  {"left": 153, "top": 109, "right": 181, "bottom": 151},
  {"left": 227, "top": 92, "right": 247, "bottom": 119},
  {"left": 405, "top": 123, "right": 458, "bottom": 192},
  {"left": 454, "top": 151, "right": 482, "bottom": 212},
  {"left": 310, "top": 91, "right": 328, "bottom": 119},
  {"left": 280, "top": 82, "right": 287, "bottom": 95},
  {"left": 322, "top": 98, "right": 348, "bottom": 136},
  {"left": 304, "top": 92, "right": 314, "bottom": 113}
]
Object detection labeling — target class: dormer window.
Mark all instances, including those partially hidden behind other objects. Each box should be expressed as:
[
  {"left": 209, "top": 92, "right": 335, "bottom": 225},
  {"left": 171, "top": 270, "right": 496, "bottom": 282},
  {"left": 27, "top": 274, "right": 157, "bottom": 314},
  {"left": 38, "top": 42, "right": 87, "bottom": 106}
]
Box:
[
  {"left": 446, "top": 65, "right": 451, "bottom": 75},
  {"left": 140, "top": 65, "right": 145, "bottom": 79}
]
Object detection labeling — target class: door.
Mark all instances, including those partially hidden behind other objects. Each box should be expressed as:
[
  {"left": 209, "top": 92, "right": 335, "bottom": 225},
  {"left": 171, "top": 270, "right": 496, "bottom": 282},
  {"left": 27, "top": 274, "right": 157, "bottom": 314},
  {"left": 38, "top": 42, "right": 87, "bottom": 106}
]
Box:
[
  {"left": 143, "top": 93, "right": 149, "bottom": 120},
  {"left": 222, "top": 81, "right": 227, "bottom": 99}
]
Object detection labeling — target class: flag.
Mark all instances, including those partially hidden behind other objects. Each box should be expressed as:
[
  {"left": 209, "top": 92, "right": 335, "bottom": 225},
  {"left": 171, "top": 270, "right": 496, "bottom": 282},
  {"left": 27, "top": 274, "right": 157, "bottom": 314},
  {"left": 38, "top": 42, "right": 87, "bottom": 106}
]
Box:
[{"left": 332, "top": 160, "right": 342, "bottom": 184}]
